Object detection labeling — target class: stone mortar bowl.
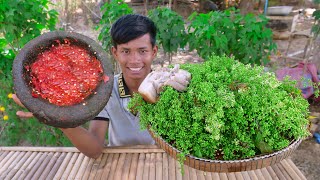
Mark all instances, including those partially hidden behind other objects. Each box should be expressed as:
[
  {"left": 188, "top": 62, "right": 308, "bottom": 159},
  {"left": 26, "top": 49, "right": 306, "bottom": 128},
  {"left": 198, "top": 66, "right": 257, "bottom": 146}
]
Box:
[{"left": 13, "top": 31, "right": 114, "bottom": 128}]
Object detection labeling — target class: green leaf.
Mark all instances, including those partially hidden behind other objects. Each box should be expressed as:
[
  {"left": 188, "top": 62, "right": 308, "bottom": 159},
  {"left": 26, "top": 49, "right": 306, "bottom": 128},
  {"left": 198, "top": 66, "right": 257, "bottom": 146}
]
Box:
[
  {"left": 313, "top": 10, "right": 320, "bottom": 20},
  {"left": 254, "top": 132, "right": 273, "bottom": 153},
  {"left": 35, "top": 23, "right": 45, "bottom": 29}
]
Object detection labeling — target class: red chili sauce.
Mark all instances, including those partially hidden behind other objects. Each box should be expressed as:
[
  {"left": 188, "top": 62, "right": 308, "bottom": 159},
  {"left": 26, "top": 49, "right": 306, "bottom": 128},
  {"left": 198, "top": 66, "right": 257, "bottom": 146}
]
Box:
[{"left": 28, "top": 42, "right": 103, "bottom": 106}]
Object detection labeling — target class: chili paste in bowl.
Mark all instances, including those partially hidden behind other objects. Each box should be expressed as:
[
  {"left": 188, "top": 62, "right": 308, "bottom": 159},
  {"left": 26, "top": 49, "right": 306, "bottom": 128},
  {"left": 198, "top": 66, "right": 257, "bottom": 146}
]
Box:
[
  {"left": 13, "top": 31, "right": 114, "bottom": 128},
  {"left": 29, "top": 41, "right": 104, "bottom": 106}
]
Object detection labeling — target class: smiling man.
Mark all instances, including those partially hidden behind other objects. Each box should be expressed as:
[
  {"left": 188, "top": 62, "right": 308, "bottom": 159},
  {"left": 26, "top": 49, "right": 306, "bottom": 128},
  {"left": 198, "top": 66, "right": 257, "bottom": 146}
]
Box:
[
  {"left": 94, "top": 14, "right": 158, "bottom": 147},
  {"left": 110, "top": 15, "right": 157, "bottom": 94}
]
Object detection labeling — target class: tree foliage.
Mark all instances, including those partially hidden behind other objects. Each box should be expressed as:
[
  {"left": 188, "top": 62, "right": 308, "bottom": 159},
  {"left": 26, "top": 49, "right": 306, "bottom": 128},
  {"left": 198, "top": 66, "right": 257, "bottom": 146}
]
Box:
[
  {"left": 98, "top": 0, "right": 133, "bottom": 51},
  {"left": 0, "top": 0, "right": 72, "bottom": 146},
  {"left": 148, "top": 7, "right": 187, "bottom": 64},
  {"left": 187, "top": 8, "right": 277, "bottom": 65},
  {"left": 312, "top": 1, "right": 320, "bottom": 40}
]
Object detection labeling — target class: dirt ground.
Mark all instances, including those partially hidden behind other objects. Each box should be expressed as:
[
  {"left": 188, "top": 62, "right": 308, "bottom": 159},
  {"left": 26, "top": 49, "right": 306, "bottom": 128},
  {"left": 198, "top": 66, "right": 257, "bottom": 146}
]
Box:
[
  {"left": 291, "top": 136, "right": 320, "bottom": 180},
  {"left": 291, "top": 100, "right": 320, "bottom": 180}
]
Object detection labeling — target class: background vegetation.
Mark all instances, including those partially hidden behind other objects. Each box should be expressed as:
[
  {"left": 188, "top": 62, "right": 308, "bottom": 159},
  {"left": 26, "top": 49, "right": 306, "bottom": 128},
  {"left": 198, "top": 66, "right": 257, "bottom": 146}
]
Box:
[
  {"left": 0, "top": 0, "right": 72, "bottom": 146},
  {"left": 148, "top": 7, "right": 188, "bottom": 66}
]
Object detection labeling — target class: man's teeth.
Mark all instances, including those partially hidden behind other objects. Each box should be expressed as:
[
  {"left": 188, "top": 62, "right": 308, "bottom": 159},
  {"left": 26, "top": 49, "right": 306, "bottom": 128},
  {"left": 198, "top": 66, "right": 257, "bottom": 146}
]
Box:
[{"left": 129, "top": 67, "right": 142, "bottom": 71}]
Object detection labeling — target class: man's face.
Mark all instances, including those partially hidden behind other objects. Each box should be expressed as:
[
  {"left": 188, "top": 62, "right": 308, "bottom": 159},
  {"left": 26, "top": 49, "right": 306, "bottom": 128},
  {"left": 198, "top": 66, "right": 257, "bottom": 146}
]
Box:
[{"left": 111, "top": 34, "right": 158, "bottom": 82}]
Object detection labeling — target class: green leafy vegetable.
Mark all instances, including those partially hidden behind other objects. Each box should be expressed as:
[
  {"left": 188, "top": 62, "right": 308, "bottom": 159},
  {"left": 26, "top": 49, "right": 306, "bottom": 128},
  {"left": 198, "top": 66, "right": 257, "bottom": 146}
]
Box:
[{"left": 129, "top": 55, "right": 310, "bottom": 162}]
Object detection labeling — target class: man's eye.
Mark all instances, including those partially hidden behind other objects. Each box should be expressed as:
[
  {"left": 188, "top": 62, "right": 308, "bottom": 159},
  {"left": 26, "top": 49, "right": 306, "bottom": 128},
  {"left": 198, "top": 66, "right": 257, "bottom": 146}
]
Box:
[
  {"left": 140, "top": 50, "right": 147, "bottom": 54},
  {"left": 122, "top": 50, "right": 129, "bottom": 54}
]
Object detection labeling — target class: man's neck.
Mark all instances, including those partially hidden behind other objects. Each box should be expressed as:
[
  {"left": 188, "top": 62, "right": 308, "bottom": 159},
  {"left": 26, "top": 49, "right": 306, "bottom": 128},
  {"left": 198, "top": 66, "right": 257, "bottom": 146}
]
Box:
[{"left": 122, "top": 75, "right": 143, "bottom": 96}]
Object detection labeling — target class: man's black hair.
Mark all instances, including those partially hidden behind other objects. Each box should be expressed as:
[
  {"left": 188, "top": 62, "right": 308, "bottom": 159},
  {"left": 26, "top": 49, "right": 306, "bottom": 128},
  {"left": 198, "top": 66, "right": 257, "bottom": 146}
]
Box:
[{"left": 110, "top": 14, "right": 157, "bottom": 48}]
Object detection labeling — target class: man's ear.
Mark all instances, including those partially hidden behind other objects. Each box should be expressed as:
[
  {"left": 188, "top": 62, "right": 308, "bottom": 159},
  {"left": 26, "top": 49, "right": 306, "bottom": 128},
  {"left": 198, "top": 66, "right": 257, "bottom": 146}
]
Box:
[
  {"left": 111, "top": 46, "right": 117, "bottom": 59},
  {"left": 152, "top": 45, "right": 158, "bottom": 58}
]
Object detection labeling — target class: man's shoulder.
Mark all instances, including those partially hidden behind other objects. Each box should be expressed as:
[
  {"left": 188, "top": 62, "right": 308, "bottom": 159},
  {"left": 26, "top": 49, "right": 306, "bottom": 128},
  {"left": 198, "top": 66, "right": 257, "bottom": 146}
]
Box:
[
  {"left": 114, "top": 73, "right": 121, "bottom": 78},
  {"left": 109, "top": 73, "right": 120, "bottom": 96}
]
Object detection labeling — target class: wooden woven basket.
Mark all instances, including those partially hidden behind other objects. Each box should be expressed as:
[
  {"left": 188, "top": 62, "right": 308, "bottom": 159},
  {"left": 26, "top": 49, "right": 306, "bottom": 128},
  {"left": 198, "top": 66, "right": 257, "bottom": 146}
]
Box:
[{"left": 148, "top": 129, "right": 301, "bottom": 172}]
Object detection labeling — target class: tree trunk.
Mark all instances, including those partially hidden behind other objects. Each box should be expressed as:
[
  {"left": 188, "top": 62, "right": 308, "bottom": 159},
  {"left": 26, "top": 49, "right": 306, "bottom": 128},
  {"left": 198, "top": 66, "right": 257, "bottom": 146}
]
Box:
[
  {"left": 144, "top": 0, "right": 148, "bottom": 15},
  {"left": 238, "top": 0, "right": 255, "bottom": 14},
  {"left": 65, "top": 0, "right": 69, "bottom": 24},
  {"left": 199, "top": 0, "right": 205, "bottom": 13},
  {"left": 80, "top": 0, "right": 89, "bottom": 26},
  {"left": 173, "top": 0, "right": 177, "bottom": 10}
]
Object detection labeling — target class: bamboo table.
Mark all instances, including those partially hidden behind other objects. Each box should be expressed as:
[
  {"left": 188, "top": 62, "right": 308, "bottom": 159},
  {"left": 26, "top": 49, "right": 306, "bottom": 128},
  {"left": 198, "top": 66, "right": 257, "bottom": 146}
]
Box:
[{"left": 0, "top": 145, "right": 306, "bottom": 180}]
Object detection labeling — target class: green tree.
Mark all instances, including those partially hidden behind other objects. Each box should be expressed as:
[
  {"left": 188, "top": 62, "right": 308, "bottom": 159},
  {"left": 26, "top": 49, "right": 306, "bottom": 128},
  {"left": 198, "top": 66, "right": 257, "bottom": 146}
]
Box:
[
  {"left": 148, "top": 7, "right": 187, "bottom": 66},
  {"left": 98, "top": 0, "right": 133, "bottom": 52},
  {"left": 187, "top": 8, "right": 277, "bottom": 66},
  {"left": 312, "top": 0, "right": 320, "bottom": 40}
]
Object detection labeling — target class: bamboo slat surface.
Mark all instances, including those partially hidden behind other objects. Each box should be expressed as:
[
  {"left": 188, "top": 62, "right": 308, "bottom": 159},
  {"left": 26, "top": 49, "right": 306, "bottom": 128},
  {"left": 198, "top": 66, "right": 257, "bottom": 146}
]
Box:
[{"left": 0, "top": 146, "right": 306, "bottom": 180}]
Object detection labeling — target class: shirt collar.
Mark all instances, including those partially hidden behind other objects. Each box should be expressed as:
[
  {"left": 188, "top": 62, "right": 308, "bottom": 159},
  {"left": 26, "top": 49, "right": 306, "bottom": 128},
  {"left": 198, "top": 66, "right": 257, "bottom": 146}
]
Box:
[{"left": 118, "top": 73, "right": 131, "bottom": 98}]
